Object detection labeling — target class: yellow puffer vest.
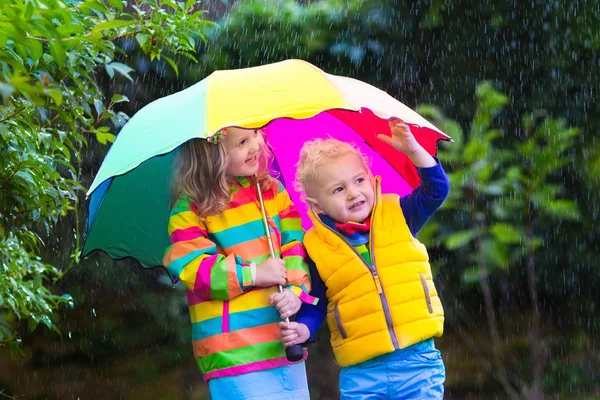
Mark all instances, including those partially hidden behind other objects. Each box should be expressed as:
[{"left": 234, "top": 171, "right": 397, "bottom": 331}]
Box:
[{"left": 304, "top": 179, "right": 444, "bottom": 367}]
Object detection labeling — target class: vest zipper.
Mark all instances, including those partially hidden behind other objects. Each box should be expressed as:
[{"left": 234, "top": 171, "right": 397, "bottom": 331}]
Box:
[
  {"left": 316, "top": 183, "right": 399, "bottom": 350},
  {"left": 368, "top": 191, "right": 400, "bottom": 350}
]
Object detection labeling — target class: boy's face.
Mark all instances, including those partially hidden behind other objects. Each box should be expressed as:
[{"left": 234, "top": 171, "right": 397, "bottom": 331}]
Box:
[{"left": 306, "top": 152, "right": 375, "bottom": 224}]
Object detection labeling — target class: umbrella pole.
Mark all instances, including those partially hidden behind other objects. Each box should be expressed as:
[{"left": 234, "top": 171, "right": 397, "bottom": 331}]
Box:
[{"left": 255, "top": 179, "right": 304, "bottom": 362}]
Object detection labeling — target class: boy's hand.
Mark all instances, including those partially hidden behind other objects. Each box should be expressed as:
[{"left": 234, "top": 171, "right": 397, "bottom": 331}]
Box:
[
  {"left": 269, "top": 289, "right": 301, "bottom": 320},
  {"left": 378, "top": 117, "right": 437, "bottom": 168},
  {"left": 377, "top": 117, "right": 421, "bottom": 154},
  {"left": 255, "top": 258, "right": 287, "bottom": 287},
  {"left": 279, "top": 321, "right": 310, "bottom": 347}
]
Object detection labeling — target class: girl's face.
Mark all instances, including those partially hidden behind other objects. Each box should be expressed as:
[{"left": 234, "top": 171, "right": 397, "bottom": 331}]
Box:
[{"left": 222, "top": 127, "right": 265, "bottom": 179}]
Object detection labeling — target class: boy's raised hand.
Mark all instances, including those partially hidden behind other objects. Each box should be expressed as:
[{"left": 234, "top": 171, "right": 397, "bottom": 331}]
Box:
[
  {"left": 377, "top": 117, "right": 421, "bottom": 154},
  {"left": 279, "top": 321, "right": 310, "bottom": 347},
  {"left": 377, "top": 117, "right": 437, "bottom": 168},
  {"left": 255, "top": 258, "right": 287, "bottom": 287},
  {"left": 269, "top": 289, "right": 301, "bottom": 320}
]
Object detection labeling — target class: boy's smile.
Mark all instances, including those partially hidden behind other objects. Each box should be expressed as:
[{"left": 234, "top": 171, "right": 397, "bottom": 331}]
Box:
[{"left": 307, "top": 152, "right": 375, "bottom": 224}]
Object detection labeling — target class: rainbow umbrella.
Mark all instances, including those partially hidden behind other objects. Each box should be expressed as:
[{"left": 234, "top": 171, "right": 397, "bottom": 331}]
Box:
[{"left": 82, "top": 59, "right": 450, "bottom": 269}]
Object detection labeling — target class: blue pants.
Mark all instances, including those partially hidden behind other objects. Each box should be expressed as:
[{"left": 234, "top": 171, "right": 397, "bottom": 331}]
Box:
[
  {"left": 208, "top": 361, "right": 310, "bottom": 400},
  {"left": 339, "top": 339, "right": 445, "bottom": 400}
]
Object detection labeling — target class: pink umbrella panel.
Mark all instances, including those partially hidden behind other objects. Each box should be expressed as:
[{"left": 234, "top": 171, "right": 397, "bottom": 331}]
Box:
[{"left": 265, "top": 108, "right": 449, "bottom": 230}]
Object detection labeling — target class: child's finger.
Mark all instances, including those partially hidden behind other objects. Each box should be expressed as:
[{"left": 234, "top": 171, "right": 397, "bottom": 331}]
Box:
[
  {"left": 278, "top": 321, "right": 291, "bottom": 330},
  {"left": 280, "top": 328, "right": 296, "bottom": 336},
  {"left": 269, "top": 292, "right": 284, "bottom": 304},
  {"left": 396, "top": 123, "right": 410, "bottom": 132},
  {"left": 278, "top": 303, "right": 291, "bottom": 315},
  {"left": 388, "top": 117, "right": 403, "bottom": 127},
  {"left": 377, "top": 134, "right": 394, "bottom": 146},
  {"left": 281, "top": 332, "right": 298, "bottom": 344},
  {"left": 276, "top": 299, "right": 291, "bottom": 312}
]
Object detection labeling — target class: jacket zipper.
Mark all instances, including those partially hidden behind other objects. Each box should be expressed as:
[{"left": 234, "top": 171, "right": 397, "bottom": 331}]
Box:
[{"left": 317, "top": 184, "right": 399, "bottom": 350}]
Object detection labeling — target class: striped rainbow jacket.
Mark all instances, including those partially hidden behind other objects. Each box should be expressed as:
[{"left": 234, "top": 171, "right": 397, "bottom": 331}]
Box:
[{"left": 163, "top": 176, "right": 313, "bottom": 381}]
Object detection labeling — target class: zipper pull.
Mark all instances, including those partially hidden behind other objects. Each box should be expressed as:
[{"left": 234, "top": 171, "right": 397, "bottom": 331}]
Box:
[{"left": 373, "top": 274, "right": 383, "bottom": 294}]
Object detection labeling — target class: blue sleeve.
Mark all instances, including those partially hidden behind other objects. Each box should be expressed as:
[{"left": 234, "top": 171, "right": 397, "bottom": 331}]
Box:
[
  {"left": 295, "top": 258, "right": 327, "bottom": 341},
  {"left": 400, "top": 157, "right": 450, "bottom": 236}
]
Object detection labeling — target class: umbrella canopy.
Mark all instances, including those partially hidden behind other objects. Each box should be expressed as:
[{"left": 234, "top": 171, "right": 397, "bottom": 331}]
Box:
[{"left": 82, "top": 59, "right": 450, "bottom": 269}]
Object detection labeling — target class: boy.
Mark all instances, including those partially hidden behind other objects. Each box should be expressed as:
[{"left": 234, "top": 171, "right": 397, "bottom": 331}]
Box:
[{"left": 280, "top": 119, "right": 449, "bottom": 399}]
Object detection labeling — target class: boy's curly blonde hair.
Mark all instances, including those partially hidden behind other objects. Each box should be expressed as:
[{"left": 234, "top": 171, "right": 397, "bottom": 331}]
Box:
[{"left": 295, "top": 138, "right": 371, "bottom": 200}]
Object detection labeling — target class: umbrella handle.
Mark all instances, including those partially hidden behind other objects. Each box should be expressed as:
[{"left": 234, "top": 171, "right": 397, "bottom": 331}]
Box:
[{"left": 255, "top": 179, "right": 305, "bottom": 362}]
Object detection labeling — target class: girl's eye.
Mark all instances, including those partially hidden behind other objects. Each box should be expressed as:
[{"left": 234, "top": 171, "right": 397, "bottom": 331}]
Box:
[
  {"left": 254, "top": 130, "right": 259, "bottom": 135},
  {"left": 239, "top": 140, "right": 246, "bottom": 146},
  {"left": 356, "top": 178, "right": 364, "bottom": 184}
]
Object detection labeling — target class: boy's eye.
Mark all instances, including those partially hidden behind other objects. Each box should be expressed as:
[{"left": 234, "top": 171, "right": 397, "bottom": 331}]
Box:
[
  {"left": 254, "top": 130, "right": 259, "bottom": 135},
  {"left": 356, "top": 178, "right": 364, "bottom": 184},
  {"left": 239, "top": 139, "right": 246, "bottom": 146},
  {"left": 333, "top": 187, "right": 343, "bottom": 194}
]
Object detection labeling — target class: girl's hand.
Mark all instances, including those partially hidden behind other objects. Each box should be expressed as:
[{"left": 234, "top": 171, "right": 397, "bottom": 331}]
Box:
[
  {"left": 279, "top": 321, "right": 310, "bottom": 347},
  {"left": 269, "top": 289, "right": 301, "bottom": 320},
  {"left": 255, "top": 258, "right": 287, "bottom": 287}
]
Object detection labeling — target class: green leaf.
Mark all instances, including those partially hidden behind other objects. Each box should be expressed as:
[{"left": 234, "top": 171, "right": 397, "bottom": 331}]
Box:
[
  {"left": 445, "top": 230, "right": 476, "bottom": 250},
  {"left": 94, "top": 98, "right": 104, "bottom": 115},
  {"left": 106, "top": 62, "right": 134, "bottom": 81},
  {"left": 482, "top": 239, "right": 510, "bottom": 268},
  {"left": 15, "top": 170, "right": 36, "bottom": 186},
  {"left": 110, "top": 93, "right": 129, "bottom": 104},
  {"left": 108, "top": 0, "right": 124, "bottom": 12},
  {"left": 29, "top": 40, "right": 44, "bottom": 64},
  {"left": 461, "top": 266, "right": 480, "bottom": 285},
  {"left": 539, "top": 199, "right": 581, "bottom": 221},
  {"left": 24, "top": 1, "right": 35, "bottom": 20},
  {"left": 477, "top": 81, "right": 509, "bottom": 109},
  {"left": 489, "top": 223, "right": 522, "bottom": 244},
  {"left": 94, "top": 127, "right": 116, "bottom": 144},
  {"left": 163, "top": 55, "right": 179, "bottom": 76},
  {"left": 48, "top": 40, "right": 66, "bottom": 67},
  {"left": 162, "top": 0, "right": 178, "bottom": 10},
  {"left": 464, "top": 141, "right": 487, "bottom": 164},
  {"left": 92, "top": 19, "right": 135, "bottom": 33},
  {"left": 44, "top": 89, "right": 63, "bottom": 106},
  {"left": 135, "top": 33, "right": 149, "bottom": 48},
  {"left": 104, "top": 63, "right": 115, "bottom": 78}
]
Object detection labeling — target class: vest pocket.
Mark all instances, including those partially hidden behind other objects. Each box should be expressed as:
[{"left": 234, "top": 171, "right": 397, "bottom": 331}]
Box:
[
  {"left": 334, "top": 303, "right": 348, "bottom": 339},
  {"left": 419, "top": 274, "right": 434, "bottom": 314}
]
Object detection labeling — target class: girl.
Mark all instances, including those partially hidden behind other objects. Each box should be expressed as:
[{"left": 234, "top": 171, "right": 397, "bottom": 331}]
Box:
[{"left": 163, "top": 127, "right": 314, "bottom": 400}]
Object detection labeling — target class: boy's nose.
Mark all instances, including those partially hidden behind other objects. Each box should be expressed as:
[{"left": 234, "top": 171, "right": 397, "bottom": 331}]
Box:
[{"left": 347, "top": 189, "right": 359, "bottom": 200}]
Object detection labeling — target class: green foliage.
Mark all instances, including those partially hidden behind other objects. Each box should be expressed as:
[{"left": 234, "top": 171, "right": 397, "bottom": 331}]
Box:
[
  {"left": 419, "top": 83, "right": 582, "bottom": 280},
  {"left": 0, "top": 234, "right": 72, "bottom": 354},
  {"left": 419, "top": 83, "right": 588, "bottom": 397},
  {"left": 0, "top": 0, "right": 210, "bottom": 350}
]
